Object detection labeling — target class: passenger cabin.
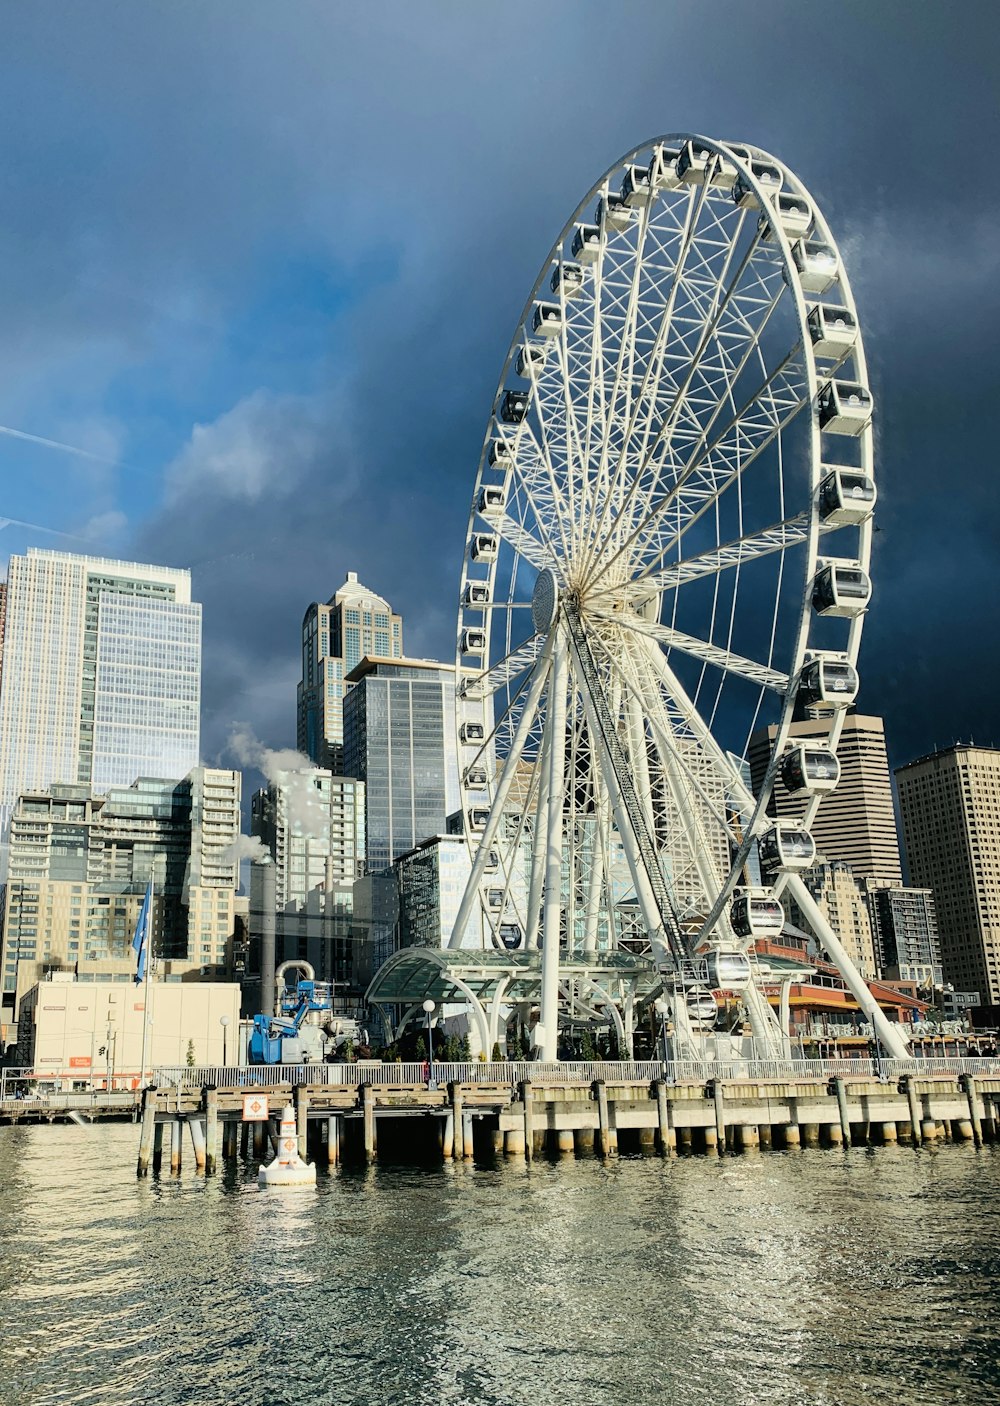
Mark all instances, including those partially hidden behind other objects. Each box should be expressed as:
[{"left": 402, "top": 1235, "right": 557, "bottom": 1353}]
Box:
[
  {"left": 790, "top": 239, "right": 839, "bottom": 294},
  {"left": 818, "top": 380, "right": 873, "bottom": 436},
  {"left": 470, "top": 533, "right": 498, "bottom": 563},
  {"left": 808, "top": 304, "right": 859, "bottom": 360},
  {"left": 648, "top": 144, "right": 682, "bottom": 191},
  {"left": 598, "top": 192, "right": 632, "bottom": 232},
  {"left": 760, "top": 192, "right": 813, "bottom": 240},
  {"left": 818, "top": 468, "right": 877, "bottom": 525},
  {"left": 532, "top": 302, "right": 564, "bottom": 338},
  {"left": 499, "top": 389, "right": 530, "bottom": 424},
  {"left": 515, "top": 344, "right": 546, "bottom": 379},
  {"left": 486, "top": 888, "right": 505, "bottom": 909},
  {"left": 468, "top": 808, "right": 490, "bottom": 831},
  {"left": 731, "top": 160, "right": 783, "bottom": 209},
  {"left": 483, "top": 848, "right": 500, "bottom": 872},
  {"left": 759, "top": 823, "right": 817, "bottom": 875},
  {"left": 476, "top": 485, "right": 506, "bottom": 517},
  {"left": 461, "top": 628, "right": 487, "bottom": 655},
  {"left": 798, "top": 654, "right": 859, "bottom": 709},
  {"left": 460, "top": 721, "right": 485, "bottom": 743},
  {"left": 464, "top": 765, "right": 489, "bottom": 787},
  {"left": 729, "top": 894, "right": 784, "bottom": 941},
  {"left": 684, "top": 988, "right": 719, "bottom": 1028},
  {"left": 620, "top": 163, "right": 653, "bottom": 207},
  {"left": 812, "top": 560, "right": 872, "bottom": 618},
  {"left": 499, "top": 923, "right": 522, "bottom": 951},
  {"left": 550, "top": 262, "right": 585, "bottom": 299},
  {"left": 463, "top": 581, "right": 491, "bottom": 607},
  {"left": 780, "top": 744, "right": 841, "bottom": 797},
  {"left": 571, "top": 223, "right": 601, "bottom": 264},
  {"left": 704, "top": 947, "right": 754, "bottom": 987},
  {"left": 677, "top": 139, "right": 716, "bottom": 184},
  {"left": 488, "top": 437, "right": 514, "bottom": 468}
]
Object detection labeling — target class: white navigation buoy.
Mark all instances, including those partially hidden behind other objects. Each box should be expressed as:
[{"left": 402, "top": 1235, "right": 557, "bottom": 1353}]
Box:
[{"left": 258, "top": 1103, "right": 317, "bottom": 1188}]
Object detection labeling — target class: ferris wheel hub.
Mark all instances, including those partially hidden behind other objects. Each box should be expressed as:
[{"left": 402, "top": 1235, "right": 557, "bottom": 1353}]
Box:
[{"left": 531, "top": 567, "right": 560, "bottom": 633}]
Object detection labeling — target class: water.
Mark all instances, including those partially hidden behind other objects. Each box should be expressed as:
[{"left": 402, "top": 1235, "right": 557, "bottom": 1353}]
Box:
[{"left": 1, "top": 1126, "right": 998, "bottom": 1406}]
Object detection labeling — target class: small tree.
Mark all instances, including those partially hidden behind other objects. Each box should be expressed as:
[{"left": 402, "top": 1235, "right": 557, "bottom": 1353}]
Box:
[
  {"left": 580, "top": 1028, "right": 597, "bottom": 1062},
  {"left": 444, "top": 1033, "right": 461, "bottom": 1063},
  {"left": 458, "top": 1033, "right": 471, "bottom": 1062},
  {"left": 491, "top": 1041, "right": 503, "bottom": 1063},
  {"left": 342, "top": 1037, "right": 355, "bottom": 1063},
  {"left": 415, "top": 1034, "right": 427, "bottom": 1061},
  {"left": 185, "top": 1039, "right": 196, "bottom": 1068}
]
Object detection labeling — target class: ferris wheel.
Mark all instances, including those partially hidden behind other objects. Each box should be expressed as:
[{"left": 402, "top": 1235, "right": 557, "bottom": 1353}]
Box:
[{"left": 449, "top": 134, "right": 908, "bottom": 1062}]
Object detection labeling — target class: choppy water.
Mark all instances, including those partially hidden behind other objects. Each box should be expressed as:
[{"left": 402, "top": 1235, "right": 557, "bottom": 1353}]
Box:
[{"left": 0, "top": 1125, "right": 998, "bottom": 1406}]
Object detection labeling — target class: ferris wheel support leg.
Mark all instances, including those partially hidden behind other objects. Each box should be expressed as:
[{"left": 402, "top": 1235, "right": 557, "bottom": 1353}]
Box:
[
  {"left": 536, "top": 628, "right": 570, "bottom": 1062},
  {"left": 524, "top": 719, "right": 552, "bottom": 951},
  {"left": 741, "top": 978, "right": 785, "bottom": 1059},
  {"left": 581, "top": 808, "right": 607, "bottom": 955},
  {"left": 779, "top": 977, "right": 793, "bottom": 1060},
  {"left": 574, "top": 656, "right": 673, "bottom": 968},
  {"left": 447, "top": 640, "right": 554, "bottom": 951},
  {"left": 784, "top": 872, "right": 911, "bottom": 1061}
]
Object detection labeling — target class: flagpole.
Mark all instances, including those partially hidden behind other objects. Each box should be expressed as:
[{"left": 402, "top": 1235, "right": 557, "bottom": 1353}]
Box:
[{"left": 138, "top": 878, "right": 154, "bottom": 1088}]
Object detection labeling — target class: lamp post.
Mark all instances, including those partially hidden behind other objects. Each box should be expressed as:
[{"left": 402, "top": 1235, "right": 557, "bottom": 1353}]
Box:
[
  {"left": 422, "top": 999, "right": 436, "bottom": 1086},
  {"left": 220, "top": 1014, "right": 231, "bottom": 1067}
]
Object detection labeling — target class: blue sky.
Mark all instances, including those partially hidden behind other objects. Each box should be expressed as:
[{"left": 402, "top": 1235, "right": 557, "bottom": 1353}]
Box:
[{"left": 1, "top": 1, "right": 997, "bottom": 769}]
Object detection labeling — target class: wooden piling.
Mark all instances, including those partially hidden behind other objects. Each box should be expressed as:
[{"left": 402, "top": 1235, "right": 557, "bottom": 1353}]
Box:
[
  {"left": 205, "top": 1091, "right": 219, "bottom": 1175},
  {"left": 593, "top": 1080, "right": 611, "bottom": 1158},
  {"left": 170, "top": 1117, "right": 183, "bottom": 1173},
  {"left": 362, "top": 1084, "right": 377, "bottom": 1163},
  {"left": 441, "top": 1111, "right": 455, "bottom": 1159},
  {"left": 136, "top": 1088, "right": 157, "bottom": 1177},
  {"left": 903, "top": 1075, "right": 922, "bottom": 1145},
  {"left": 960, "top": 1074, "right": 983, "bottom": 1147},
  {"left": 655, "top": 1080, "right": 675, "bottom": 1156},
  {"left": 451, "top": 1083, "right": 465, "bottom": 1159},
  {"left": 252, "top": 1119, "right": 267, "bottom": 1159},
  {"left": 153, "top": 1120, "right": 164, "bottom": 1173},
  {"left": 833, "top": 1078, "right": 852, "bottom": 1148},
  {"left": 711, "top": 1079, "right": 726, "bottom": 1155},
  {"left": 521, "top": 1081, "right": 534, "bottom": 1162},
  {"left": 327, "top": 1115, "right": 340, "bottom": 1166},
  {"left": 239, "top": 1121, "right": 249, "bottom": 1159},
  {"left": 463, "top": 1112, "right": 475, "bottom": 1159},
  {"left": 188, "top": 1114, "right": 207, "bottom": 1172},
  {"left": 295, "top": 1085, "right": 310, "bottom": 1159}
]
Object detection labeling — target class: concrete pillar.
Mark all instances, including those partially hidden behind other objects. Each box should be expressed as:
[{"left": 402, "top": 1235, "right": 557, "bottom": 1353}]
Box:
[
  {"left": 833, "top": 1078, "right": 852, "bottom": 1148},
  {"left": 593, "top": 1080, "right": 611, "bottom": 1158},
  {"left": 758, "top": 1123, "right": 773, "bottom": 1151},
  {"left": 295, "top": 1086, "right": 309, "bottom": 1159},
  {"left": 327, "top": 1115, "right": 340, "bottom": 1166},
  {"left": 362, "top": 1085, "right": 377, "bottom": 1164},
  {"left": 826, "top": 1122, "right": 843, "bottom": 1147},
  {"left": 504, "top": 1126, "right": 526, "bottom": 1157},
  {"left": 170, "top": 1118, "right": 183, "bottom": 1173},
  {"left": 490, "top": 1127, "right": 504, "bottom": 1156},
  {"left": 802, "top": 1123, "right": 820, "bottom": 1147},
  {"left": 556, "top": 1129, "right": 575, "bottom": 1155},
  {"left": 441, "top": 1111, "right": 455, "bottom": 1159},
  {"left": 738, "top": 1124, "right": 760, "bottom": 1152},
  {"left": 205, "top": 1091, "right": 219, "bottom": 1175},
  {"left": 463, "top": 1112, "right": 474, "bottom": 1159},
  {"left": 881, "top": 1121, "right": 898, "bottom": 1144},
  {"left": 188, "top": 1115, "right": 207, "bottom": 1172},
  {"left": 637, "top": 1127, "right": 656, "bottom": 1155},
  {"left": 954, "top": 1118, "right": 974, "bottom": 1141},
  {"left": 711, "top": 1080, "right": 726, "bottom": 1154},
  {"left": 701, "top": 1126, "right": 717, "bottom": 1153},
  {"left": 521, "top": 1081, "right": 534, "bottom": 1162},
  {"left": 982, "top": 1094, "right": 997, "bottom": 1142},
  {"left": 677, "top": 1126, "right": 693, "bottom": 1152},
  {"left": 152, "top": 1120, "right": 164, "bottom": 1173},
  {"left": 960, "top": 1074, "right": 983, "bottom": 1147},
  {"left": 574, "top": 1126, "right": 595, "bottom": 1156},
  {"left": 921, "top": 1119, "right": 938, "bottom": 1141},
  {"left": 136, "top": 1088, "right": 157, "bottom": 1177},
  {"left": 783, "top": 1122, "right": 801, "bottom": 1149},
  {"left": 903, "top": 1075, "right": 922, "bottom": 1145}
]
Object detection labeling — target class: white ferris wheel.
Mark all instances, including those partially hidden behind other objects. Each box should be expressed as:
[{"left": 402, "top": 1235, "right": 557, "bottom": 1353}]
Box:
[{"left": 449, "top": 134, "right": 908, "bottom": 1063}]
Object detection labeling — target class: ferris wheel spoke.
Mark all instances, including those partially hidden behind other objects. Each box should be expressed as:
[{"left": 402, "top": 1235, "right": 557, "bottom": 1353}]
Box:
[
  {"left": 595, "top": 608, "right": 788, "bottom": 693},
  {"left": 485, "top": 512, "right": 554, "bottom": 574}
]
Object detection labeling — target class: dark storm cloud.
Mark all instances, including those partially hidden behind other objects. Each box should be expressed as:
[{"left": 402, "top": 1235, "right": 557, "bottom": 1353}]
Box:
[{"left": 2, "top": 0, "right": 998, "bottom": 769}]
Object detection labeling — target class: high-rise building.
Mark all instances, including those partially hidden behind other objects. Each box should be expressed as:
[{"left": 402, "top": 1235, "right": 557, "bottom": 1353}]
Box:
[
  {"left": 749, "top": 714, "right": 902, "bottom": 885},
  {"left": 297, "top": 571, "right": 403, "bottom": 772},
  {"left": 787, "top": 858, "right": 878, "bottom": 980},
  {"left": 896, "top": 744, "right": 1000, "bottom": 1005},
  {"left": 0, "top": 767, "right": 240, "bottom": 1023},
  {"left": 250, "top": 767, "right": 366, "bottom": 995},
  {"left": 0, "top": 549, "right": 201, "bottom": 850},
  {"left": 344, "top": 656, "right": 460, "bottom": 873},
  {"left": 867, "top": 884, "right": 941, "bottom": 987}
]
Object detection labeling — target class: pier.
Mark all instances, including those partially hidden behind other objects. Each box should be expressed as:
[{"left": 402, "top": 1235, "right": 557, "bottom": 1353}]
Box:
[{"left": 130, "top": 1058, "right": 1000, "bottom": 1174}]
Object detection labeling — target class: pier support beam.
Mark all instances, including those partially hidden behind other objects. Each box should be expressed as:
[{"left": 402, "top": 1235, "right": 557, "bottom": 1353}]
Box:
[
  {"left": 574, "top": 1127, "right": 595, "bottom": 1156},
  {"left": 654, "top": 1081, "right": 675, "bottom": 1156},
  {"left": 170, "top": 1118, "right": 183, "bottom": 1174},
  {"left": 136, "top": 1089, "right": 157, "bottom": 1177},
  {"left": 463, "top": 1113, "right": 475, "bottom": 1159},
  {"left": 205, "top": 1091, "right": 219, "bottom": 1175},
  {"left": 153, "top": 1120, "right": 164, "bottom": 1173},
  {"left": 441, "top": 1111, "right": 455, "bottom": 1160},
  {"left": 327, "top": 1115, "right": 340, "bottom": 1166},
  {"left": 903, "top": 1075, "right": 922, "bottom": 1145},
  {"left": 504, "top": 1127, "right": 525, "bottom": 1158},
  {"left": 521, "top": 1081, "right": 534, "bottom": 1163},
  {"left": 710, "top": 1080, "right": 726, "bottom": 1155},
  {"left": 252, "top": 1119, "right": 267, "bottom": 1159},
  {"left": 593, "top": 1080, "right": 612, "bottom": 1158},
  {"left": 188, "top": 1114, "right": 207, "bottom": 1172},
  {"left": 451, "top": 1084, "right": 465, "bottom": 1160}
]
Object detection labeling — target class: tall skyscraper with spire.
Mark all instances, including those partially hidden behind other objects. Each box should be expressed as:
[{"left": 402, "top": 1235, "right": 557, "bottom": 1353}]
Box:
[{"left": 296, "top": 571, "right": 403, "bottom": 772}]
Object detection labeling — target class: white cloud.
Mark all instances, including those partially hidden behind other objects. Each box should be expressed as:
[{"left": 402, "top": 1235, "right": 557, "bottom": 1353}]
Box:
[{"left": 80, "top": 508, "right": 128, "bottom": 544}]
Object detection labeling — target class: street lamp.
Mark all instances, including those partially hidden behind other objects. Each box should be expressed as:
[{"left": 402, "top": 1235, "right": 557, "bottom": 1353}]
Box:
[
  {"left": 220, "top": 1014, "right": 231, "bottom": 1067},
  {"left": 422, "top": 999, "right": 436, "bottom": 1085}
]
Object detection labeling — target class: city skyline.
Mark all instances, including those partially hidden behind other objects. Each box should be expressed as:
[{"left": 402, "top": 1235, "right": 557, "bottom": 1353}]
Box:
[{"left": 0, "top": 5, "right": 996, "bottom": 777}]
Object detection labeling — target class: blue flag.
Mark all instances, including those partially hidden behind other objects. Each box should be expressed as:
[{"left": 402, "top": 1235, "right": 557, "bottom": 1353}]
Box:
[{"left": 132, "top": 879, "right": 152, "bottom": 985}]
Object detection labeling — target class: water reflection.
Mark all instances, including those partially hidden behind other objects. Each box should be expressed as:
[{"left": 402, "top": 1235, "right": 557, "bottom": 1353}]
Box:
[{"left": 0, "top": 1128, "right": 997, "bottom": 1406}]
